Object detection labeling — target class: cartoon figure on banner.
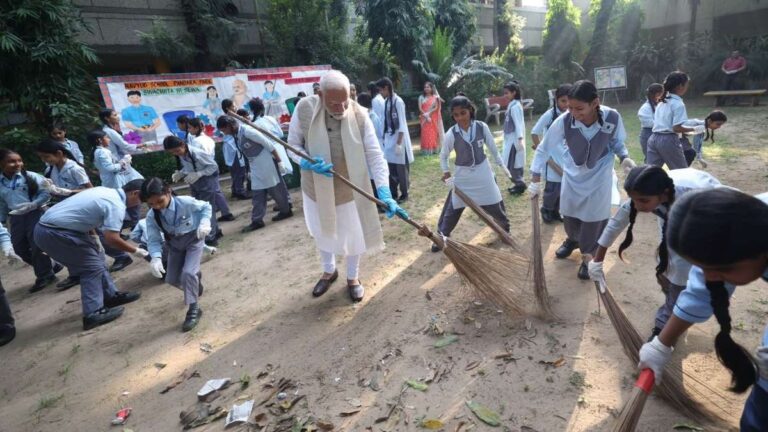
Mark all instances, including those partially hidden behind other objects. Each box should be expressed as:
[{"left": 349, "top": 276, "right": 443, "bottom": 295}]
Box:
[
  {"left": 121, "top": 90, "right": 161, "bottom": 145},
  {"left": 262, "top": 80, "right": 283, "bottom": 118},
  {"left": 202, "top": 86, "right": 223, "bottom": 119},
  {"left": 231, "top": 79, "right": 252, "bottom": 113}
]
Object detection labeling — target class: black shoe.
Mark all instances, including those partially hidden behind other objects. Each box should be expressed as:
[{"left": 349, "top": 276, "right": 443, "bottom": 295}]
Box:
[
  {"left": 182, "top": 304, "right": 202, "bottom": 332},
  {"left": 271, "top": 210, "right": 293, "bottom": 222},
  {"left": 396, "top": 195, "right": 409, "bottom": 204},
  {"left": 205, "top": 238, "right": 219, "bottom": 247},
  {"left": 109, "top": 256, "right": 134, "bottom": 273},
  {"left": 555, "top": 212, "right": 564, "bottom": 222},
  {"left": 82, "top": 306, "right": 124, "bottom": 330},
  {"left": 217, "top": 213, "right": 236, "bottom": 222},
  {"left": 431, "top": 243, "right": 441, "bottom": 253},
  {"left": 56, "top": 276, "right": 80, "bottom": 292},
  {"left": 215, "top": 228, "right": 224, "bottom": 240},
  {"left": 348, "top": 282, "right": 365, "bottom": 302},
  {"left": 104, "top": 291, "right": 141, "bottom": 308},
  {"left": 647, "top": 327, "right": 662, "bottom": 343},
  {"left": 312, "top": 270, "right": 338, "bottom": 297},
  {"left": 273, "top": 203, "right": 294, "bottom": 212},
  {"left": 29, "top": 274, "right": 57, "bottom": 293},
  {"left": 540, "top": 208, "right": 556, "bottom": 224},
  {"left": 241, "top": 221, "right": 266, "bottom": 233},
  {"left": 555, "top": 239, "right": 579, "bottom": 259},
  {"left": 0, "top": 326, "right": 16, "bottom": 347},
  {"left": 508, "top": 184, "right": 526, "bottom": 195},
  {"left": 53, "top": 263, "right": 64, "bottom": 274},
  {"left": 577, "top": 263, "right": 589, "bottom": 280},
  {"left": 232, "top": 193, "right": 251, "bottom": 201}
]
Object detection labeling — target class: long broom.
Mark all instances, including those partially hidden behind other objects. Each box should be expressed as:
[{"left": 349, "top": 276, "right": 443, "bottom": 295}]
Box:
[
  {"left": 594, "top": 281, "right": 737, "bottom": 427},
  {"left": 226, "top": 111, "right": 532, "bottom": 317},
  {"left": 612, "top": 369, "right": 655, "bottom": 432}
]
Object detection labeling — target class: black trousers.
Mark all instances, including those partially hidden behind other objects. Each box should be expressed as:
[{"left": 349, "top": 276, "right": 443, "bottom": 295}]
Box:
[{"left": 0, "top": 278, "right": 14, "bottom": 328}]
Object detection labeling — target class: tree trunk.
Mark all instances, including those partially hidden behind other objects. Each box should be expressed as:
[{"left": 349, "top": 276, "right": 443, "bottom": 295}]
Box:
[
  {"left": 582, "top": 0, "right": 617, "bottom": 78},
  {"left": 496, "top": 0, "right": 510, "bottom": 52},
  {"left": 180, "top": 0, "right": 210, "bottom": 71}
]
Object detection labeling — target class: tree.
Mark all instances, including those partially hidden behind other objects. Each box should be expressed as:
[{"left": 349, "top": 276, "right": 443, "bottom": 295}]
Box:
[
  {"left": 582, "top": 0, "right": 617, "bottom": 75},
  {"left": 500, "top": 1, "right": 527, "bottom": 65},
  {"left": 363, "top": 0, "right": 432, "bottom": 65},
  {"left": 0, "top": 0, "right": 99, "bottom": 138},
  {"left": 542, "top": 0, "right": 582, "bottom": 70},
  {"left": 431, "top": 0, "right": 477, "bottom": 55}
]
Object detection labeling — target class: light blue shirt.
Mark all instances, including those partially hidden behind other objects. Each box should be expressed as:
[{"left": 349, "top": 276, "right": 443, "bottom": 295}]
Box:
[
  {"left": 381, "top": 94, "right": 414, "bottom": 164},
  {"left": 130, "top": 219, "right": 150, "bottom": 245},
  {"left": 50, "top": 160, "right": 90, "bottom": 190},
  {"left": 531, "top": 107, "right": 628, "bottom": 222},
  {"left": 0, "top": 171, "right": 50, "bottom": 223},
  {"left": 40, "top": 186, "right": 126, "bottom": 233},
  {"left": 0, "top": 221, "right": 11, "bottom": 250},
  {"left": 369, "top": 110, "right": 383, "bottom": 147},
  {"left": 637, "top": 101, "right": 655, "bottom": 129},
  {"left": 530, "top": 107, "right": 563, "bottom": 182},
  {"left": 222, "top": 135, "right": 244, "bottom": 167},
  {"left": 94, "top": 147, "right": 144, "bottom": 189},
  {"left": 235, "top": 124, "right": 280, "bottom": 190},
  {"left": 103, "top": 125, "right": 140, "bottom": 158},
  {"left": 179, "top": 146, "right": 219, "bottom": 177},
  {"left": 146, "top": 196, "right": 212, "bottom": 258},
  {"left": 121, "top": 104, "right": 159, "bottom": 128},
  {"left": 62, "top": 139, "right": 85, "bottom": 165},
  {"left": 652, "top": 94, "right": 688, "bottom": 133}
]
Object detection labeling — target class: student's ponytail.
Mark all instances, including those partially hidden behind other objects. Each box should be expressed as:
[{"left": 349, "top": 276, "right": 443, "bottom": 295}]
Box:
[
  {"left": 705, "top": 280, "right": 758, "bottom": 393},
  {"left": 660, "top": 71, "right": 689, "bottom": 103},
  {"left": 704, "top": 110, "right": 727, "bottom": 143},
  {"left": 617, "top": 201, "right": 637, "bottom": 261}
]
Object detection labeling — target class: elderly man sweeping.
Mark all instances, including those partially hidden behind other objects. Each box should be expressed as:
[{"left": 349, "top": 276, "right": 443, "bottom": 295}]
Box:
[{"left": 287, "top": 70, "right": 407, "bottom": 302}]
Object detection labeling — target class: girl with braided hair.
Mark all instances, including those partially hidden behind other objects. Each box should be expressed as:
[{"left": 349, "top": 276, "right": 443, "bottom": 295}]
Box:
[
  {"left": 638, "top": 188, "right": 768, "bottom": 431},
  {"left": 647, "top": 71, "right": 697, "bottom": 169},
  {"left": 529, "top": 80, "right": 637, "bottom": 281},
  {"left": 588, "top": 165, "right": 721, "bottom": 340}
]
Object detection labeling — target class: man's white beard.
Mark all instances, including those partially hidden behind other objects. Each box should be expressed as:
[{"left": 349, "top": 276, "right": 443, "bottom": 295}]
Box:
[{"left": 326, "top": 107, "right": 347, "bottom": 121}]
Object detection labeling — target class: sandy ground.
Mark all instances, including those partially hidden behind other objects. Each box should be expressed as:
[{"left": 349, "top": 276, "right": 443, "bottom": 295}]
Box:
[{"left": 0, "top": 101, "right": 766, "bottom": 432}]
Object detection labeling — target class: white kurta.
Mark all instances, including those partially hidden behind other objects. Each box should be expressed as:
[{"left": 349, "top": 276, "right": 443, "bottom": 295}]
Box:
[
  {"left": 502, "top": 100, "right": 526, "bottom": 169},
  {"left": 381, "top": 93, "right": 414, "bottom": 164},
  {"left": 287, "top": 105, "right": 389, "bottom": 256}
]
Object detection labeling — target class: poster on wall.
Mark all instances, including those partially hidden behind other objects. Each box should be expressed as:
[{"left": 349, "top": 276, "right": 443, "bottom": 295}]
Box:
[
  {"left": 98, "top": 65, "right": 331, "bottom": 152},
  {"left": 594, "top": 65, "right": 627, "bottom": 90}
]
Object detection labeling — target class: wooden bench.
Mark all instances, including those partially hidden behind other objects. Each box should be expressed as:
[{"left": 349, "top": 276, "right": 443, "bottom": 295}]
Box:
[{"left": 702, "top": 89, "right": 766, "bottom": 106}]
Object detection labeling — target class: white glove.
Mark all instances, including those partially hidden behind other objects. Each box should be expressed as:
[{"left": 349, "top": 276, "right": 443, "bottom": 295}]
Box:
[
  {"left": 757, "top": 346, "right": 768, "bottom": 381},
  {"left": 502, "top": 166, "right": 512, "bottom": 179},
  {"left": 638, "top": 336, "right": 674, "bottom": 385},
  {"left": 196, "top": 220, "right": 212, "bottom": 240},
  {"left": 278, "top": 163, "right": 288, "bottom": 175},
  {"left": 395, "top": 144, "right": 403, "bottom": 157},
  {"left": 2, "top": 245, "right": 22, "bottom": 264},
  {"left": 443, "top": 176, "right": 454, "bottom": 189},
  {"left": 41, "top": 178, "right": 73, "bottom": 196},
  {"left": 514, "top": 138, "right": 525, "bottom": 152},
  {"left": 692, "top": 125, "right": 706, "bottom": 135},
  {"left": 527, "top": 182, "right": 541, "bottom": 199},
  {"left": 203, "top": 245, "right": 217, "bottom": 255},
  {"left": 133, "top": 247, "right": 149, "bottom": 258},
  {"left": 9, "top": 202, "right": 37, "bottom": 215},
  {"left": 171, "top": 170, "right": 185, "bottom": 183},
  {"left": 149, "top": 257, "right": 165, "bottom": 279},
  {"left": 184, "top": 172, "right": 202, "bottom": 185},
  {"left": 120, "top": 155, "right": 133, "bottom": 165},
  {"left": 90, "top": 234, "right": 105, "bottom": 254},
  {"left": 588, "top": 260, "right": 607, "bottom": 292},
  {"left": 620, "top": 157, "right": 637, "bottom": 175}
]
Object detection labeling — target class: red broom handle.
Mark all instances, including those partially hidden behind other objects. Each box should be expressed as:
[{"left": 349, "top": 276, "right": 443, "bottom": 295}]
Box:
[{"left": 635, "top": 369, "right": 655, "bottom": 394}]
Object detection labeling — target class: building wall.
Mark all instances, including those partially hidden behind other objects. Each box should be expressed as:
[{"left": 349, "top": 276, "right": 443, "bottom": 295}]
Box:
[{"left": 641, "top": 0, "right": 768, "bottom": 39}]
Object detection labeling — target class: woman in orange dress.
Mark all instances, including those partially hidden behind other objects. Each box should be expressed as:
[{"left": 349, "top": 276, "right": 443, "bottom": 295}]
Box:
[{"left": 418, "top": 82, "right": 444, "bottom": 155}]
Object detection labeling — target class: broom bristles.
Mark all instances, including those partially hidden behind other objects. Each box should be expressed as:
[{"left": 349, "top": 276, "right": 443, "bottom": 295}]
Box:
[
  {"left": 442, "top": 238, "right": 532, "bottom": 317},
  {"left": 612, "top": 369, "right": 654, "bottom": 432},
  {"left": 597, "top": 283, "right": 738, "bottom": 426},
  {"left": 531, "top": 197, "right": 556, "bottom": 319}
]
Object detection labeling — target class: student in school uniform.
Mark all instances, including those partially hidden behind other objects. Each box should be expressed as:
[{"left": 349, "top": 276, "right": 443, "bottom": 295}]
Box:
[
  {"left": 530, "top": 83, "right": 572, "bottom": 223},
  {"left": 48, "top": 122, "right": 85, "bottom": 165},
  {"left": 588, "top": 165, "right": 722, "bottom": 339},
  {"left": 165, "top": 136, "right": 223, "bottom": 246},
  {"left": 33, "top": 182, "right": 147, "bottom": 330},
  {"left": 248, "top": 98, "right": 294, "bottom": 211},
  {"left": 681, "top": 110, "right": 727, "bottom": 168},
  {"left": 637, "top": 83, "right": 664, "bottom": 162},
  {"left": 176, "top": 115, "right": 191, "bottom": 144},
  {"left": 528, "top": 80, "right": 636, "bottom": 280},
  {"left": 89, "top": 128, "right": 144, "bottom": 246},
  {"left": 369, "top": 81, "right": 385, "bottom": 125},
  {"left": 501, "top": 81, "right": 527, "bottom": 195},
  {"left": 99, "top": 108, "right": 144, "bottom": 159},
  {"left": 0, "top": 149, "right": 60, "bottom": 292},
  {"left": 216, "top": 116, "right": 293, "bottom": 232},
  {"left": 140, "top": 178, "right": 211, "bottom": 332},
  {"left": 221, "top": 104, "right": 251, "bottom": 200},
  {"left": 637, "top": 188, "right": 768, "bottom": 431},
  {"left": 0, "top": 221, "right": 22, "bottom": 346},
  {"left": 376, "top": 77, "right": 414, "bottom": 203},
  {"left": 431, "top": 96, "right": 512, "bottom": 253},
  {"left": 646, "top": 71, "right": 697, "bottom": 169},
  {"left": 188, "top": 118, "right": 235, "bottom": 222},
  {"left": 131, "top": 218, "right": 215, "bottom": 267},
  {"left": 36, "top": 139, "right": 94, "bottom": 291}
]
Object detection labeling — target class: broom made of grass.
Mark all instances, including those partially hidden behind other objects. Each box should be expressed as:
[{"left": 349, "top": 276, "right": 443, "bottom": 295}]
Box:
[
  {"left": 594, "top": 281, "right": 737, "bottom": 427},
  {"left": 226, "top": 111, "right": 532, "bottom": 316},
  {"left": 612, "top": 368, "right": 655, "bottom": 432}
]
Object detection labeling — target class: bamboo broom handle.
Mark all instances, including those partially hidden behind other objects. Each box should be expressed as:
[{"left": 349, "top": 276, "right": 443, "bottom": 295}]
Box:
[{"left": 225, "top": 110, "right": 444, "bottom": 248}]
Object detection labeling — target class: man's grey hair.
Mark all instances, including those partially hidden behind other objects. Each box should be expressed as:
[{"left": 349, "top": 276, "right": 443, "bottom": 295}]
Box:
[{"left": 320, "top": 70, "right": 351, "bottom": 93}]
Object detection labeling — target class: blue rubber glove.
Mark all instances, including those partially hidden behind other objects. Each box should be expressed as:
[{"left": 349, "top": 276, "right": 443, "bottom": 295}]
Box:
[
  {"left": 376, "top": 186, "right": 409, "bottom": 219},
  {"left": 299, "top": 157, "right": 334, "bottom": 177}
]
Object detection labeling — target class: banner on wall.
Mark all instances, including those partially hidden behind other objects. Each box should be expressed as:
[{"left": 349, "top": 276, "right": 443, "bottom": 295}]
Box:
[{"left": 97, "top": 65, "right": 331, "bottom": 151}]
